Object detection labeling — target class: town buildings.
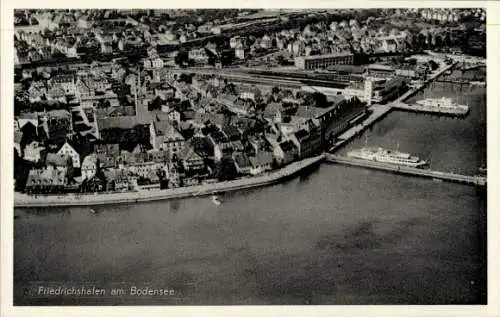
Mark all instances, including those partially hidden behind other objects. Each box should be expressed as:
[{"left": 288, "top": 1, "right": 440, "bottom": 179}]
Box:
[{"left": 13, "top": 8, "right": 484, "bottom": 196}]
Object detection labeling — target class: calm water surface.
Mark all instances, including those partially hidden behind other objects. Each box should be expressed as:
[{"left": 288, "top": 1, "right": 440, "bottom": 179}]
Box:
[{"left": 14, "top": 79, "right": 487, "bottom": 305}]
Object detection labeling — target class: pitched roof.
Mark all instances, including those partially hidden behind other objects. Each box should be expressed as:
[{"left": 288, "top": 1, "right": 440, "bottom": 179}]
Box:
[
  {"left": 102, "top": 169, "right": 129, "bottom": 183},
  {"left": 147, "top": 150, "right": 170, "bottom": 163},
  {"left": 223, "top": 125, "right": 242, "bottom": 141},
  {"left": 178, "top": 145, "right": 202, "bottom": 162},
  {"left": 209, "top": 130, "right": 229, "bottom": 144},
  {"left": 280, "top": 139, "right": 298, "bottom": 152},
  {"left": 19, "top": 112, "right": 38, "bottom": 120},
  {"left": 47, "top": 85, "right": 66, "bottom": 98},
  {"left": 294, "top": 129, "right": 310, "bottom": 141},
  {"left": 263, "top": 102, "right": 283, "bottom": 117},
  {"left": 231, "top": 141, "right": 245, "bottom": 152},
  {"left": 189, "top": 135, "right": 214, "bottom": 157},
  {"left": 326, "top": 64, "right": 366, "bottom": 74},
  {"left": 46, "top": 153, "right": 71, "bottom": 167},
  {"left": 153, "top": 120, "right": 184, "bottom": 140},
  {"left": 82, "top": 153, "right": 98, "bottom": 167},
  {"left": 97, "top": 116, "right": 144, "bottom": 130},
  {"left": 26, "top": 167, "right": 67, "bottom": 187},
  {"left": 181, "top": 108, "right": 196, "bottom": 120},
  {"left": 233, "top": 152, "right": 252, "bottom": 168},
  {"left": 194, "top": 112, "right": 225, "bottom": 127},
  {"left": 50, "top": 74, "right": 75, "bottom": 84},
  {"left": 57, "top": 136, "right": 91, "bottom": 155},
  {"left": 95, "top": 143, "right": 120, "bottom": 156},
  {"left": 294, "top": 104, "right": 338, "bottom": 120},
  {"left": 14, "top": 131, "right": 23, "bottom": 144},
  {"left": 179, "top": 121, "right": 194, "bottom": 131},
  {"left": 249, "top": 151, "right": 274, "bottom": 168},
  {"left": 98, "top": 155, "right": 117, "bottom": 168},
  {"left": 367, "top": 64, "right": 395, "bottom": 72},
  {"left": 47, "top": 109, "right": 71, "bottom": 119}
]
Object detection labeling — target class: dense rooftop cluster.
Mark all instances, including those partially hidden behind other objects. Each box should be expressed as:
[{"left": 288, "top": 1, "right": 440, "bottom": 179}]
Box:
[
  {"left": 13, "top": 9, "right": 485, "bottom": 195},
  {"left": 14, "top": 8, "right": 485, "bottom": 67},
  {"left": 15, "top": 51, "right": 369, "bottom": 194}
]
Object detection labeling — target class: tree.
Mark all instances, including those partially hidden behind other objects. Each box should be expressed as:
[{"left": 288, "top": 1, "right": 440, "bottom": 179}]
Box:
[
  {"left": 310, "top": 92, "right": 328, "bottom": 107},
  {"left": 428, "top": 60, "right": 439, "bottom": 71},
  {"left": 215, "top": 157, "right": 237, "bottom": 181},
  {"left": 14, "top": 153, "right": 32, "bottom": 192},
  {"left": 276, "top": 55, "right": 285, "bottom": 65},
  {"left": 271, "top": 86, "right": 280, "bottom": 95},
  {"left": 179, "top": 73, "right": 193, "bottom": 84},
  {"left": 174, "top": 50, "right": 189, "bottom": 67}
]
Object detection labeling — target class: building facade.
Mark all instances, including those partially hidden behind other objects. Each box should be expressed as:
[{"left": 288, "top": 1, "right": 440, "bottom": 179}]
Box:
[{"left": 295, "top": 52, "right": 354, "bottom": 70}]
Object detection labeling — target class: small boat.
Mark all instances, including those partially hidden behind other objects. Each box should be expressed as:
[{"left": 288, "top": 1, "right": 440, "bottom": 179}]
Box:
[
  {"left": 89, "top": 208, "right": 97, "bottom": 214},
  {"left": 470, "top": 81, "right": 486, "bottom": 87},
  {"left": 212, "top": 195, "right": 222, "bottom": 206}
]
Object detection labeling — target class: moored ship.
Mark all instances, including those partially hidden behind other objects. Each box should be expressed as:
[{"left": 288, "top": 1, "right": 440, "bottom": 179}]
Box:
[
  {"left": 347, "top": 147, "right": 429, "bottom": 168},
  {"left": 414, "top": 97, "right": 469, "bottom": 115}
]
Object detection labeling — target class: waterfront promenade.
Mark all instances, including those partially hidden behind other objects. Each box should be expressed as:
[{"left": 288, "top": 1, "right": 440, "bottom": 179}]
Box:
[
  {"left": 325, "top": 154, "right": 486, "bottom": 187},
  {"left": 14, "top": 154, "right": 325, "bottom": 208},
  {"left": 329, "top": 104, "right": 392, "bottom": 151}
]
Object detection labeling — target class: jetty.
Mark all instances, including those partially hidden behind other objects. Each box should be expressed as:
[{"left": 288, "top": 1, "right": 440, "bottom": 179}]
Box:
[
  {"left": 329, "top": 61, "right": 459, "bottom": 153},
  {"left": 325, "top": 154, "right": 486, "bottom": 187},
  {"left": 391, "top": 102, "right": 469, "bottom": 116},
  {"left": 434, "top": 79, "right": 470, "bottom": 85},
  {"left": 329, "top": 104, "right": 392, "bottom": 152}
]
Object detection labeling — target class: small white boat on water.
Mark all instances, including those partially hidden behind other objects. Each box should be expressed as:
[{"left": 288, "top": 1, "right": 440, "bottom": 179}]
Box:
[
  {"left": 470, "top": 81, "right": 486, "bottom": 87},
  {"left": 212, "top": 195, "right": 222, "bottom": 206}
]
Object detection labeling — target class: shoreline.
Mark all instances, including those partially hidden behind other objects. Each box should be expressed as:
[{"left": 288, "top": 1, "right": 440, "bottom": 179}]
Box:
[{"left": 14, "top": 154, "right": 325, "bottom": 208}]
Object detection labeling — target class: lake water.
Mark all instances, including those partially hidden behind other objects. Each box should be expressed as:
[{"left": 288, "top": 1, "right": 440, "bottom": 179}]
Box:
[{"left": 13, "top": 79, "right": 487, "bottom": 305}]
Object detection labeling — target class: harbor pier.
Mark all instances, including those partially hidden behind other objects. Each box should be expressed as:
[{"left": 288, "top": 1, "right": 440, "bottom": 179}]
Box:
[
  {"left": 325, "top": 154, "right": 486, "bottom": 187},
  {"left": 390, "top": 102, "right": 469, "bottom": 116},
  {"left": 329, "top": 61, "right": 459, "bottom": 152},
  {"left": 329, "top": 104, "right": 393, "bottom": 152}
]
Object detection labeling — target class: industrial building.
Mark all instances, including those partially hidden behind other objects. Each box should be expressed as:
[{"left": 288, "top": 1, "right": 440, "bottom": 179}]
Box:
[{"left": 294, "top": 52, "right": 354, "bottom": 70}]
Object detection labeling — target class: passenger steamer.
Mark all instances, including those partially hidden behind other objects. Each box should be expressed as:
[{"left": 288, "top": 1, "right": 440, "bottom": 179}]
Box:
[
  {"left": 414, "top": 97, "right": 469, "bottom": 115},
  {"left": 347, "top": 146, "right": 428, "bottom": 168}
]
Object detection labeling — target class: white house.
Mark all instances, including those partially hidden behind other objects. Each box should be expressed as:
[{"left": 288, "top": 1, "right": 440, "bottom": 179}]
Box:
[
  {"left": 57, "top": 142, "right": 81, "bottom": 168},
  {"left": 240, "top": 91, "right": 255, "bottom": 100},
  {"left": 230, "top": 36, "right": 242, "bottom": 48},
  {"left": 81, "top": 154, "right": 98, "bottom": 180},
  {"left": 249, "top": 152, "right": 274, "bottom": 175},
  {"left": 14, "top": 131, "right": 23, "bottom": 158},
  {"left": 235, "top": 44, "right": 247, "bottom": 60},
  {"left": 144, "top": 57, "right": 164, "bottom": 69},
  {"left": 23, "top": 140, "right": 44, "bottom": 163},
  {"left": 211, "top": 26, "right": 221, "bottom": 35},
  {"left": 167, "top": 109, "right": 181, "bottom": 124}
]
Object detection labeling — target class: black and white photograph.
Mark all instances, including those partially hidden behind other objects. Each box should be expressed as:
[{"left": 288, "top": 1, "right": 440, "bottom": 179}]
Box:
[{"left": 1, "top": 3, "right": 498, "bottom": 314}]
